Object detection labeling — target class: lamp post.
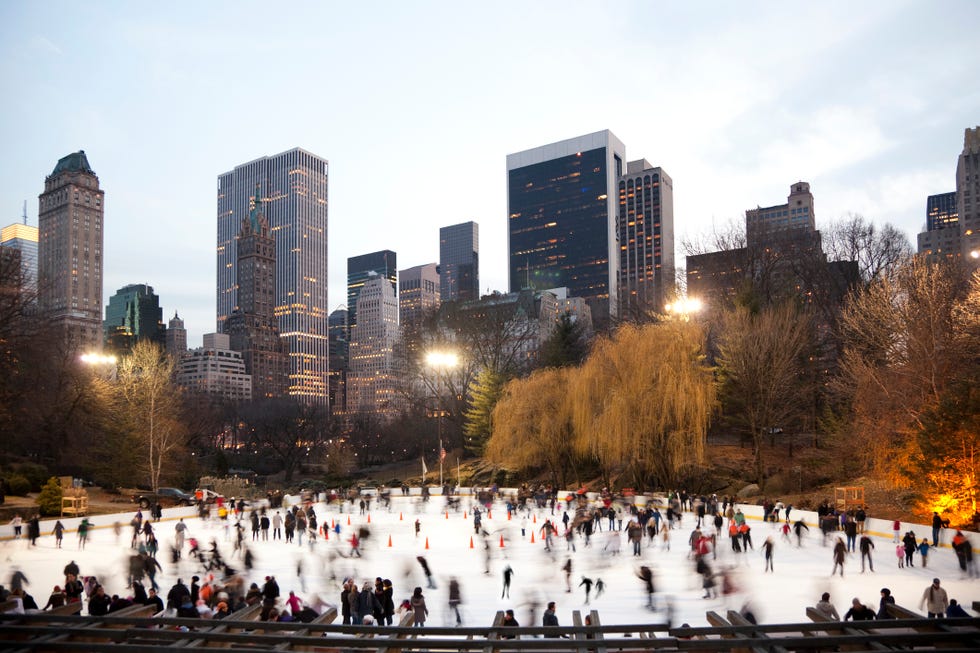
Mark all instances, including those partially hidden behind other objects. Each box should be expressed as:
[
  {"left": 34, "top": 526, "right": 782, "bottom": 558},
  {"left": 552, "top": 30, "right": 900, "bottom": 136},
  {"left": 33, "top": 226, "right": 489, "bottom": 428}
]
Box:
[
  {"left": 80, "top": 352, "right": 118, "bottom": 380},
  {"left": 664, "top": 297, "right": 703, "bottom": 320},
  {"left": 425, "top": 351, "right": 459, "bottom": 488}
]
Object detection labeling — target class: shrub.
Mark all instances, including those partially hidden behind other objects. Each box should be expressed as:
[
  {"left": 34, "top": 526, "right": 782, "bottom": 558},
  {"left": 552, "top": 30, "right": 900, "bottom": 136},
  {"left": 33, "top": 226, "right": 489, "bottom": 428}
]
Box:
[
  {"left": 5, "top": 474, "right": 31, "bottom": 496},
  {"left": 36, "top": 477, "right": 63, "bottom": 516},
  {"left": 14, "top": 463, "right": 49, "bottom": 492}
]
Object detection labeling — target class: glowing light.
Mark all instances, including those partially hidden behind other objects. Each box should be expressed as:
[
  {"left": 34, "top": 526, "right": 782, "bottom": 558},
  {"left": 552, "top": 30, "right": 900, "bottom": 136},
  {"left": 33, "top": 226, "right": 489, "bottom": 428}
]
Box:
[{"left": 425, "top": 351, "right": 459, "bottom": 369}]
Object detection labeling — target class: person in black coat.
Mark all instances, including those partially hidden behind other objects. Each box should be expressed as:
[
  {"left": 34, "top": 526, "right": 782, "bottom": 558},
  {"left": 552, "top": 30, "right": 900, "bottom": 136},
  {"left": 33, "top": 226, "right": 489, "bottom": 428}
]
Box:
[
  {"left": 877, "top": 588, "right": 895, "bottom": 619},
  {"left": 844, "top": 598, "right": 876, "bottom": 621},
  {"left": 167, "top": 579, "right": 189, "bottom": 611},
  {"left": 88, "top": 586, "right": 111, "bottom": 616}
]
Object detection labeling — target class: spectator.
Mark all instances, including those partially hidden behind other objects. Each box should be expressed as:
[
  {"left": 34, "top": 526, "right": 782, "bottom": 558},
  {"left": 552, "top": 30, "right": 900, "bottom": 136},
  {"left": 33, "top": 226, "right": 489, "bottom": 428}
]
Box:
[{"left": 919, "top": 578, "right": 949, "bottom": 619}]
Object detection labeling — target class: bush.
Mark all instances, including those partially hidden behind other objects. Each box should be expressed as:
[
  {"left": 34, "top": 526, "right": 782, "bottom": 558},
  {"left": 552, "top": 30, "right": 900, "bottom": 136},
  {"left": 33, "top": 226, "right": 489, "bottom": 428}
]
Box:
[
  {"left": 36, "top": 477, "right": 63, "bottom": 516},
  {"left": 14, "top": 463, "right": 49, "bottom": 492},
  {"left": 5, "top": 474, "right": 31, "bottom": 496}
]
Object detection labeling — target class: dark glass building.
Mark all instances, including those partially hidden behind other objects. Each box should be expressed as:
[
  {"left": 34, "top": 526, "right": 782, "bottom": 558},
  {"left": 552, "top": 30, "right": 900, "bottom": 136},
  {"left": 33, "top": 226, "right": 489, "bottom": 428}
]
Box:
[
  {"left": 103, "top": 283, "right": 165, "bottom": 354},
  {"left": 507, "top": 131, "right": 625, "bottom": 322},
  {"left": 347, "top": 250, "right": 397, "bottom": 330},
  {"left": 927, "top": 191, "right": 958, "bottom": 231},
  {"left": 439, "top": 221, "right": 479, "bottom": 302}
]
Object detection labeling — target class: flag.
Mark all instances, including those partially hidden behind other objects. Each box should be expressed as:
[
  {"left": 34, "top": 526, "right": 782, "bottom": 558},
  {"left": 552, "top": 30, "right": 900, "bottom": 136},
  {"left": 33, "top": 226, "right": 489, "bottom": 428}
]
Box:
[
  {"left": 440, "top": 448, "right": 447, "bottom": 462},
  {"left": 421, "top": 457, "right": 428, "bottom": 476}
]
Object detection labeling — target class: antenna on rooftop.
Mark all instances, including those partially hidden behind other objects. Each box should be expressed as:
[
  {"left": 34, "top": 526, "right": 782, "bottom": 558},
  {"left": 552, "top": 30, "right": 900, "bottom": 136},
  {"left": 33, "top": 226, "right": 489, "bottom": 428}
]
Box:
[{"left": 22, "top": 200, "right": 27, "bottom": 225}]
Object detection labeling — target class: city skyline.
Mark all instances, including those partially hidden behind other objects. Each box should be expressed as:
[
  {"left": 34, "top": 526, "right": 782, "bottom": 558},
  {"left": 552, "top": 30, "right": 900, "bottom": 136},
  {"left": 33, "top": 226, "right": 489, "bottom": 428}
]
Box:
[{"left": 2, "top": 1, "right": 978, "bottom": 345}]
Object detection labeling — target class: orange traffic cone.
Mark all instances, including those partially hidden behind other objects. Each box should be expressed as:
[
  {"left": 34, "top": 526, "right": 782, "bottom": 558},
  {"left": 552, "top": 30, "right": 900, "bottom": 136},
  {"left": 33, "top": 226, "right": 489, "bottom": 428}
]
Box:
[
  {"left": 367, "top": 514, "right": 371, "bottom": 524},
  {"left": 488, "top": 510, "right": 492, "bottom": 519},
  {"left": 425, "top": 537, "right": 430, "bottom": 550},
  {"left": 388, "top": 535, "right": 393, "bottom": 548},
  {"left": 347, "top": 515, "right": 351, "bottom": 526},
  {"left": 533, "top": 514, "right": 537, "bottom": 524},
  {"left": 445, "top": 511, "right": 449, "bottom": 519},
  {"left": 331, "top": 519, "right": 335, "bottom": 529},
  {"left": 507, "top": 512, "right": 511, "bottom": 521},
  {"left": 499, "top": 534, "right": 505, "bottom": 548},
  {"left": 464, "top": 511, "right": 468, "bottom": 519},
  {"left": 469, "top": 536, "right": 474, "bottom": 549},
  {"left": 400, "top": 512, "right": 403, "bottom": 521},
  {"left": 531, "top": 532, "right": 535, "bottom": 543}
]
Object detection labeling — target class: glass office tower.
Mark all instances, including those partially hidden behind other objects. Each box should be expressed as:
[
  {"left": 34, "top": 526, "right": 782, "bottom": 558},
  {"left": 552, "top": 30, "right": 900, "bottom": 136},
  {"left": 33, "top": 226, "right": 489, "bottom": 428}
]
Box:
[
  {"left": 216, "top": 148, "right": 329, "bottom": 403},
  {"left": 507, "top": 131, "right": 625, "bottom": 322}
]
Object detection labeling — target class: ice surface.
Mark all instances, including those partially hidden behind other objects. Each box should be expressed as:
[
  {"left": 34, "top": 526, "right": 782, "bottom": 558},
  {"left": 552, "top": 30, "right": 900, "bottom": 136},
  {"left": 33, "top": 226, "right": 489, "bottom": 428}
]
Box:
[{"left": 2, "top": 495, "right": 976, "bottom": 628}]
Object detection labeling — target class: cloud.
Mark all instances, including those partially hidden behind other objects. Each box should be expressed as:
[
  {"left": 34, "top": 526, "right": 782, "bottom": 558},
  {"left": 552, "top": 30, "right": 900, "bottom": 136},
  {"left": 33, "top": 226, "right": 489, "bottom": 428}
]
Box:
[{"left": 30, "top": 35, "right": 62, "bottom": 56}]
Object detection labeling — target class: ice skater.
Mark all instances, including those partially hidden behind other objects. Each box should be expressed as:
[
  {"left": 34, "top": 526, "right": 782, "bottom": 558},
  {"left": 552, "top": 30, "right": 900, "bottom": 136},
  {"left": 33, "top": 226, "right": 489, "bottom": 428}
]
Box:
[{"left": 501, "top": 565, "right": 513, "bottom": 598}]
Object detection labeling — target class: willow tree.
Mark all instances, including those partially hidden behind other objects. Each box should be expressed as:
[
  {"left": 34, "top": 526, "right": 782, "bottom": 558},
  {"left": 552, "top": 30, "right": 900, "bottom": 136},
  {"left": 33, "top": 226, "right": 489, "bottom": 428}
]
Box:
[
  {"left": 485, "top": 367, "right": 581, "bottom": 487},
  {"left": 568, "top": 321, "right": 716, "bottom": 489},
  {"left": 114, "top": 340, "right": 186, "bottom": 492}
]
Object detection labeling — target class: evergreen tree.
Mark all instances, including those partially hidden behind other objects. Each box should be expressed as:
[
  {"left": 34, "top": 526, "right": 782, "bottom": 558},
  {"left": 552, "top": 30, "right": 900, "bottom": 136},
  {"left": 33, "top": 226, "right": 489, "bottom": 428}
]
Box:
[
  {"left": 538, "top": 312, "right": 588, "bottom": 369},
  {"left": 36, "top": 477, "right": 63, "bottom": 516},
  {"left": 463, "top": 369, "right": 505, "bottom": 456}
]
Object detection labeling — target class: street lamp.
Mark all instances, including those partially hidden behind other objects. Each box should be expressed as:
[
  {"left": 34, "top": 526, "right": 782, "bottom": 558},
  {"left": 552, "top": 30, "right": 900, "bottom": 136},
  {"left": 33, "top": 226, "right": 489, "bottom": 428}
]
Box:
[
  {"left": 80, "top": 352, "right": 118, "bottom": 380},
  {"left": 425, "top": 350, "right": 459, "bottom": 488},
  {"left": 664, "top": 297, "right": 703, "bottom": 320}
]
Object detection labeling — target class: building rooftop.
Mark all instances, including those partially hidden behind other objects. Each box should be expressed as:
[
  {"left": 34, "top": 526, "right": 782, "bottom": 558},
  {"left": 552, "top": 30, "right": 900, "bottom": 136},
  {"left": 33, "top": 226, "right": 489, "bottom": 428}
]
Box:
[{"left": 50, "top": 150, "right": 95, "bottom": 177}]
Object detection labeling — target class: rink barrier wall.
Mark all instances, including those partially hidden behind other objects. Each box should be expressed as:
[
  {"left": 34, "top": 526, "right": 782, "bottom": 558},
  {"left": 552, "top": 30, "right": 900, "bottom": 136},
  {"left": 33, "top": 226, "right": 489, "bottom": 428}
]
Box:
[{"left": 2, "top": 490, "right": 977, "bottom": 553}]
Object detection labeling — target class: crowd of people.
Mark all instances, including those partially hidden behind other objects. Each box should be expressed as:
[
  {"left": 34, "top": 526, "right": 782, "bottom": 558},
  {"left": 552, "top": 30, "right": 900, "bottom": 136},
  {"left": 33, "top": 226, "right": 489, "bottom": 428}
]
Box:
[{"left": 2, "top": 484, "right": 977, "bottom": 631}]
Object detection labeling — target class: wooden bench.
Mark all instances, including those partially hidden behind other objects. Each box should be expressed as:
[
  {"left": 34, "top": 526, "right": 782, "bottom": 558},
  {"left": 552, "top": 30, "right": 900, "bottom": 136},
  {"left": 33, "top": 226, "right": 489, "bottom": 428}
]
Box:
[
  {"left": 484, "top": 610, "right": 505, "bottom": 653},
  {"left": 374, "top": 610, "right": 416, "bottom": 653},
  {"left": 283, "top": 606, "right": 338, "bottom": 652},
  {"left": 706, "top": 611, "right": 750, "bottom": 653},
  {"left": 806, "top": 606, "right": 890, "bottom": 651},
  {"left": 47, "top": 601, "right": 84, "bottom": 616},
  {"left": 886, "top": 602, "right": 980, "bottom": 647}
]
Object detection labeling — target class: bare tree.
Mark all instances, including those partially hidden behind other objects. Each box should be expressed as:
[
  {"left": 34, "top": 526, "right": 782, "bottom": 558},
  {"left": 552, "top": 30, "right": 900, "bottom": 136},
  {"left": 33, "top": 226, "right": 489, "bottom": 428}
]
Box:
[
  {"left": 715, "top": 303, "right": 814, "bottom": 486},
  {"left": 834, "top": 258, "right": 967, "bottom": 482},
  {"left": 824, "top": 213, "right": 913, "bottom": 284},
  {"left": 114, "top": 341, "right": 187, "bottom": 492},
  {"left": 238, "top": 398, "right": 334, "bottom": 482}
]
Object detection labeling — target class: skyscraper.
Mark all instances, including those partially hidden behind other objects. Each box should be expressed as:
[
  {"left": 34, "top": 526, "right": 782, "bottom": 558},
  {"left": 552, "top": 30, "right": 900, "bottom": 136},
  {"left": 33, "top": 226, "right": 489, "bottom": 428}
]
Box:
[
  {"left": 348, "top": 274, "right": 400, "bottom": 416},
  {"left": 507, "top": 131, "right": 626, "bottom": 322},
  {"left": 225, "top": 191, "right": 289, "bottom": 400},
  {"left": 439, "top": 221, "right": 479, "bottom": 302},
  {"left": 0, "top": 222, "right": 38, "bottom": 294},
  {"left": 327, "top": 306, "right": 349, "bottom": 414},
  {"left": 103, "top": 283, "right": 166, "bottom": 353},
  {"left": 38, "top": 151, "right": 105, "bottom": 351},
  {"left": 347, "top": 250, "right": 397, "bottom": 330},
  {"left": 617, "top": 160, "right": 674, "bottom": 316},
  {"left": 217, "top": 148, "right": 329, "bottom": 402},
  {"left": 917, "top": 192, "right": 959, "bottom": 262},
  {"left": 399, "top": 263, "right": 440, "bottom": 326},
  {"left": 956, "top": 127, "right": 980, "bottom": 264},
  {"left": 166, "top": 311, "right": 187, "bottom": 357}
]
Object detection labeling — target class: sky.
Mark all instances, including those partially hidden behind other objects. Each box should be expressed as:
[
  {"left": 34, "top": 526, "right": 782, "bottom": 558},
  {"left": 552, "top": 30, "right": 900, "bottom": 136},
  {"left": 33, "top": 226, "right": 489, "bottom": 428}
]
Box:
[
  {"left": 1, "top": 1, "right": 978, "bottom": 347},
  {"left": 2, "top": 495, "right": 977, "bottom": 630}
]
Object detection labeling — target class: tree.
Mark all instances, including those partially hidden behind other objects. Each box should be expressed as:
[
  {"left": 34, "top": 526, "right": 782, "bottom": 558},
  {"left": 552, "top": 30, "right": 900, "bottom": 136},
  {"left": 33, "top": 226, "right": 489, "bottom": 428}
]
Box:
[
  {"left": 36, "top": 477, "right": 63, "bottom": 516},
  {"left": 113, "top": 341, "right": 186, "bottom": 492},
  {"left": 825, "top": 213, "right": 913, "bottom": 285},
  {"left": 715, "top": 303, "right": 814, "bottom": 486},
  {"left": 570, "top": 321, "right": 716, "bottom": 488},
  {"left": 835, "top": 258, "right": 969, "bottom": 483},
  {"left": 538, "top": 312, "right": 589, "bottom": 369},
  {"left": 238, "top": 399, "right": 334, "bottom": 482},
  {"left": 486, "top": 368, "right": 582, "bottom": 487},
  {"left": 463, "top": 369, "right": 505, "bottom": 456}
]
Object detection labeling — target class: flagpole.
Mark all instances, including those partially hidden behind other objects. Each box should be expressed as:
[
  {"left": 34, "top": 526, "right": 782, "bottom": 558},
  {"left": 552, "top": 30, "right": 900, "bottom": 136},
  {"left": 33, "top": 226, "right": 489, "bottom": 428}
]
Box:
[{"left": 439, "top": 435, "right": 444, "bottom": 488}]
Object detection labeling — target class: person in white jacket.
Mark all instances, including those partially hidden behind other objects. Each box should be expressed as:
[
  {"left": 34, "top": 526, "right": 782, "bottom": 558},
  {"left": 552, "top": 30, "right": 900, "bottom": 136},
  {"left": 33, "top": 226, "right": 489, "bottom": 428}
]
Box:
[{"left": 919, "top": 578, "right": 949, "bottom": 618}]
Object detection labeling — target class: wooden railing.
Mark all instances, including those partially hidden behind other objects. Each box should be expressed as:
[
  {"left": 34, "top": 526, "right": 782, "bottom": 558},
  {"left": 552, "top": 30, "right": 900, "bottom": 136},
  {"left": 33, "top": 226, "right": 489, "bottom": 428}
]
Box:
[{"left": 1, "top": 609, "right": 979, "bottom": 652}]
